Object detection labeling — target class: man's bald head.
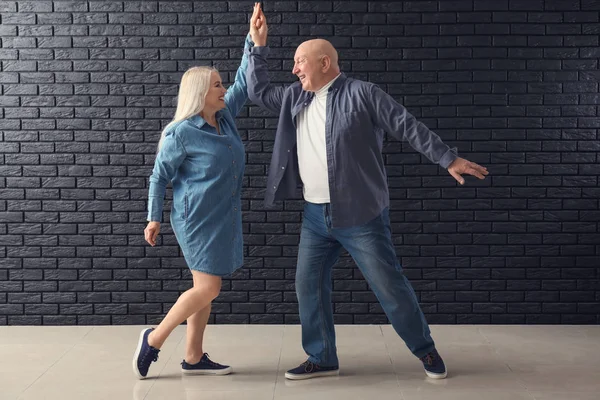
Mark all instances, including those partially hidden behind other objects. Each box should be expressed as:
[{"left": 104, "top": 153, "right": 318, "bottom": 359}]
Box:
[
  {"left": 297, "top": 39, "right": 339, "bottom": 68},
  {"left": 292, "top": 38, "right": 341, "bottom": 92}
]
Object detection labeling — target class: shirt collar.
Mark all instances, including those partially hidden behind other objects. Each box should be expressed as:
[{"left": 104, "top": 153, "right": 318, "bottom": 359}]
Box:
[
  {"left": 189, "top": 110, "right": 223, "bottom": 129},
  {"left": 315, "top": 73, "right": 342, "bottom": 97},
  {"left": 330, "top": 73, "right": 346, "bottom": 91}
]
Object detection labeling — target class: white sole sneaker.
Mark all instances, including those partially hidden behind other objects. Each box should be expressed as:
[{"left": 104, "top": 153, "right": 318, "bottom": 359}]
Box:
[
  {"left": 181, "top": 366, "right": 233, "bottom": 375},
  {"left": 285, "top": 369, "right": 339, "bottom": 380},
  {"left": 132, "top": 328, "right": 152, "bottom": 380},
  {"left": 425, "top": 369, "right": 448, "bottom": 379}
]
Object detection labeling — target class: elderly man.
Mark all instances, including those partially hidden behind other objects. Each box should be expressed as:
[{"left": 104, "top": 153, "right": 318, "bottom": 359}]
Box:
[{"left": 247, "top": 7, "right": 488, "bottom": 380}]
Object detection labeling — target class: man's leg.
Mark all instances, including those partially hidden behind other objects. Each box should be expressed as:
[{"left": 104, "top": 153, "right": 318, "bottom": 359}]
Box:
[
  {"left": 295, "top": 202, "right": 342, "bottom": 367},
  {"left": 334, "top": 208, "right": 435, "bottom": 358}
]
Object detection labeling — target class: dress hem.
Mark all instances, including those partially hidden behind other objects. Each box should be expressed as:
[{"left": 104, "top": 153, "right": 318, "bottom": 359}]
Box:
[{"left": 187, "top": 263, "right": 244, "bottom": 277}]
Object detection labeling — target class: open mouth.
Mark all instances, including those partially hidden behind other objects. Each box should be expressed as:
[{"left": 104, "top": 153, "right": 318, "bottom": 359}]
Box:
[{"left": 299, "top": 75, "right": 306, "bottom": 82}]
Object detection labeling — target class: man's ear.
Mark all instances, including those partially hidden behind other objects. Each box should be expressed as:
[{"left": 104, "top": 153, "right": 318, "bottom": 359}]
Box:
[{"left": 321, "top": 55, "right": 331, "bottom": 72}]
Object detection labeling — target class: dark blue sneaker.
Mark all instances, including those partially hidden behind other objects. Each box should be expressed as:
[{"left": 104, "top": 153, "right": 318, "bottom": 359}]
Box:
[
  {"left": 181, "top": 353, "right": 232, "bottom": 375},
  {"left": 420, "top": 348, "right": 447, "bottom": 379},
  {"left": 285, "top": 360, "right": 339, "bottom": 380},
  {"left": 132, "top": 328, "right": 160, "bottom": 379}
]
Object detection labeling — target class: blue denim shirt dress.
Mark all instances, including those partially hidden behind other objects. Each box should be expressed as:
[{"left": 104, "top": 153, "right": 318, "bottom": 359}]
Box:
[{"left": 146, "top": 35, "right": 253, "bottom": 276}]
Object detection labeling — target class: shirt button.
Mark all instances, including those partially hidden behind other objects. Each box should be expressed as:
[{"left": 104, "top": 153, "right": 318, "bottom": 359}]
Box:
[
  {"left": 287, "top": 149, "right": 290, "bottom": 152},
  {"left": 281, "top": 166, "right": 285, "bottom": 170},
  {"left": 273, "top": 186, "right": 276, "bottom": 189}
]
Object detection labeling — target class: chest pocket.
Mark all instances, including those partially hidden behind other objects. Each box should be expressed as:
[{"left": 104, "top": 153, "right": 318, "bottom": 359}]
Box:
[{"left": 336, "top": 111, "right": 371, "bottom": 135}]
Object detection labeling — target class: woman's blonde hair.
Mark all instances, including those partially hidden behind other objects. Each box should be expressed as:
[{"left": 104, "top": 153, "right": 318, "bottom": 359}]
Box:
[{"left": 157, "top": 66, "right": 218, "bottom": 151}]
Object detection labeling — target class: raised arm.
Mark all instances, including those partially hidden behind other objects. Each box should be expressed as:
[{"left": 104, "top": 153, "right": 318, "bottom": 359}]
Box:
[
  {"left": 224, "top": 34, "right": 254, "bottom": 117},
  {"left": 246, "top": 3, "right": 285, "bottom": 114}
]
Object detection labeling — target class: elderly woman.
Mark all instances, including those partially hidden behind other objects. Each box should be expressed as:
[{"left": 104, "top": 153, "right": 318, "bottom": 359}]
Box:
[{"left": 132, "top": 3, "right": 264, "bottom": 380}]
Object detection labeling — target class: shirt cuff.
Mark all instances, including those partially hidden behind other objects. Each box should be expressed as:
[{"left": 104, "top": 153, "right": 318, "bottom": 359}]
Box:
[
  {"left": 245, "top": 33, "right": 254, "bottom": 47},
  {"left": 250, "top": 45, "right": 270, "bottom": 56},
  {"left": 147, "top": 198, "right": 163, "bottom": 222},
  {"left": 438, "top": 147, "right": 459, "bottom": 169}
]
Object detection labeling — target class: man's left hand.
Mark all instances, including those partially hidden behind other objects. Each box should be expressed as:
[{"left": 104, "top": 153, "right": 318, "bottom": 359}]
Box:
[
  {"left": 250, "top": 2, "right": 267, "bottom": 46},
  {"left": 447, "top": 157, "right": 489, "bottom": 185}
]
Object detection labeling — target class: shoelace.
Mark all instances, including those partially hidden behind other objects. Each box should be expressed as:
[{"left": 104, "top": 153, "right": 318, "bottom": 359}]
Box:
[
  {"left": 420, "top": 352, "right": 436, "bottom": 366},
  {"left": 142, "top": 348, "right": 159, "bottom": 365},
  {"left": 301, "top": 360, "right": 316, "bottom": 372},
  {"left": 202, "top": 353, "right": 222, "bottom": 367}
]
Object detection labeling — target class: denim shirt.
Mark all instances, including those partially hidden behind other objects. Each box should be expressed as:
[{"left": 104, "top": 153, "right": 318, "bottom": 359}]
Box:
[
  {"left": 246, "top": 45, "right": 458, "bottom": 229},
  {"left": 145, "top": 35, "right": 253, "bottom": 275}
]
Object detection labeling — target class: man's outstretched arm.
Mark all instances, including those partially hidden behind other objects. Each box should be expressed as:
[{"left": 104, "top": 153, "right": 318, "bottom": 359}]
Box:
[{"left": 366, "top": 84, "right": 488, "bottom": 184}]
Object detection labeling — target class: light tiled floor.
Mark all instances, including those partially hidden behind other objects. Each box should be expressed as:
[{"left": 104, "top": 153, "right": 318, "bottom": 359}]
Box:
[{"left": 1, "top": 325, "right": 598, "bottom": 400}]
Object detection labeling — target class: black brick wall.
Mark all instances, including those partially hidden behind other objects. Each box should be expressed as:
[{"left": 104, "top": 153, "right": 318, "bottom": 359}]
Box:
[{"left": 1, "top": 0, "right": 599, "bottom": 325}]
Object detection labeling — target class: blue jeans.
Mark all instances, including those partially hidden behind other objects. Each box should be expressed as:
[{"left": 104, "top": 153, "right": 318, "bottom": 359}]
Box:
[{"left": 296, "top": 202, "right": 435, "bottom": 367}]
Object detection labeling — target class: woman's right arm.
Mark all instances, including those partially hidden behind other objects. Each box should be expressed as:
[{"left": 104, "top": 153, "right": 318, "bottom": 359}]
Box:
[{"left": 147, "top": 131, "right": 187, "bottom": 223}]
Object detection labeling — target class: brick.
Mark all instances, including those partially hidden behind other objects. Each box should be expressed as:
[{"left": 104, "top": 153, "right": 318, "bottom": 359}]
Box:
[
  {"left": 77, "top": 316, "right": 111, "bottom": 325},
  {"left": 0, "top": 2, "right": 597, "bottom": 327},
  {"left": 7, "top": 316, "right": 40, "bottom": 325}
]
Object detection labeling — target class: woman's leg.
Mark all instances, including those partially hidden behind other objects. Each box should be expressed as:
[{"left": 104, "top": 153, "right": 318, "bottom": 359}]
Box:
[
  {"left": 148, "top": 270, "right": 221, "bottom": 349},
  {"left": 185, "top": 305, "right": 211, "bottom": 363}
]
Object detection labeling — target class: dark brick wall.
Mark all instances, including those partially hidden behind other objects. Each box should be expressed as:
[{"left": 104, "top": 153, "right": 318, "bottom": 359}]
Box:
[{"left": 1, "top": 0, "right": 599, "bottom": 325}]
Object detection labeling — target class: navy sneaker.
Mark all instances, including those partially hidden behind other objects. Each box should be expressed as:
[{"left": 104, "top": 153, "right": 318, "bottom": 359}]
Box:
[
  {"left": 420, "top": 348, "right": 447, "bottom": 379},
  {"left": 132, "top": 328, "right": 160, "bottom": 379},
  {"left": 181, "top": 353, "right": 232, "bottom": 375},
  {"left": 285, "top": 360, "right": 339, "bottom": 380}
]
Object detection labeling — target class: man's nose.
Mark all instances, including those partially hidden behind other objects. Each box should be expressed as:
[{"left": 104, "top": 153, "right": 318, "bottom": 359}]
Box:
[{"left": 292, "top": 65, "right": 299, "bottom": 75}]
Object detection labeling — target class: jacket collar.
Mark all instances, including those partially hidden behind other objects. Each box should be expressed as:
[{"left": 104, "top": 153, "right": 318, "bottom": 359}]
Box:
[{"left": 291, "top": 73, "right": 347, "bottom": 117}]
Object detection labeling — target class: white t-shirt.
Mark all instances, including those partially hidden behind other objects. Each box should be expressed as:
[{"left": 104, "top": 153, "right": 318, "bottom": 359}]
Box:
[{"left": 296, "top": 74, "right": 341, "bottom": 203}]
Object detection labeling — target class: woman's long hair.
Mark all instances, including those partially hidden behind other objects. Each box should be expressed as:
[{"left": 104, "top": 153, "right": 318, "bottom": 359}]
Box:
[{"left": 157, "top": 66, "right": 218, "bottom": 151}]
